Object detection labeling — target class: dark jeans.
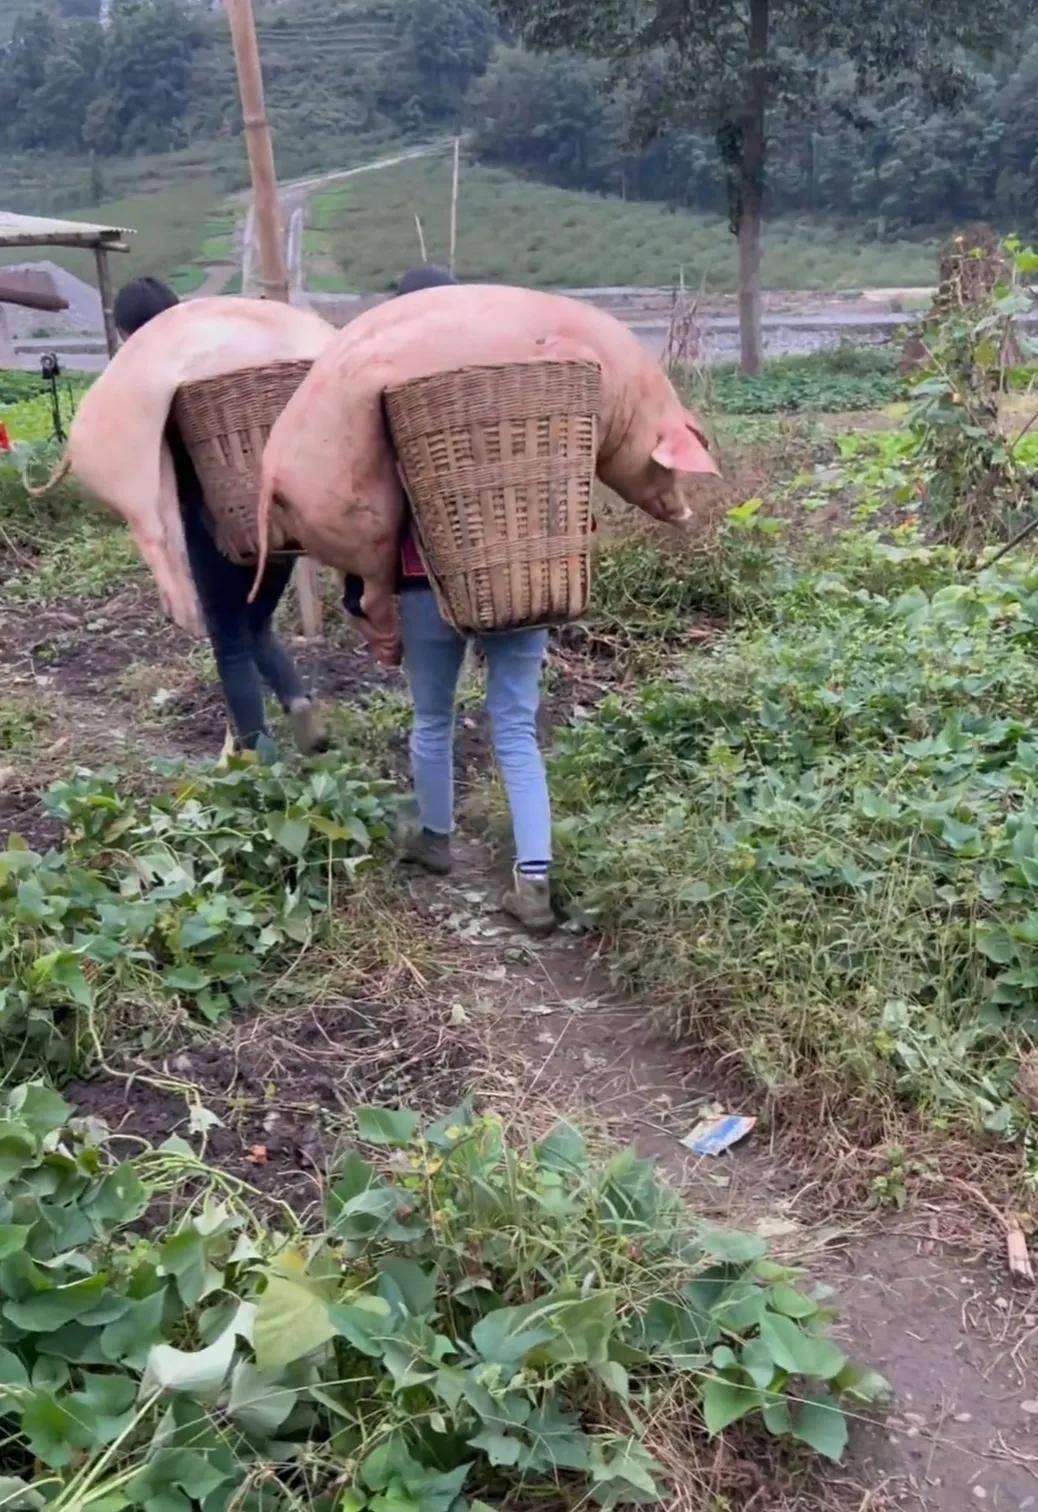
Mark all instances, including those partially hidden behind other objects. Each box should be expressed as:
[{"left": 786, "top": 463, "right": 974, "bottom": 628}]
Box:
[{"left": 172, "top": 432, "right": 305, "bottom": 748}]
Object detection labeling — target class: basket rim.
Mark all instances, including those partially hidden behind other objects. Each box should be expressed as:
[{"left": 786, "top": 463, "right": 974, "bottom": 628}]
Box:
[
  {"left": 175, "top": 357, "right": 314, "bottom": 398},
  {"left": 383, "top": 356, "right": 602, "bottom": 401}
]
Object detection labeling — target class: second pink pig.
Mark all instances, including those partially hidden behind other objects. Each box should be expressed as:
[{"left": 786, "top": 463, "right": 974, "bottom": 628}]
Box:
[{"left": 258, "top": 283, "right": 719, "bottom": 660}]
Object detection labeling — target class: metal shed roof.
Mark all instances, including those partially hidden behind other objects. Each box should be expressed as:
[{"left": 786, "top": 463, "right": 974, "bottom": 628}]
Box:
[{"left": 0, "top": 212, "right": 135, "bottom": 252}]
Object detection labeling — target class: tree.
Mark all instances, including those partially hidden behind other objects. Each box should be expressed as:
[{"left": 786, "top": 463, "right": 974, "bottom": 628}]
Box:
[
  {"left": 389, "top": 0, "right": 498, "bottom": 124},
  {"left": 490, "top": 0, "right": 1017, "bottom": 372},
  {"left": 0, "top": 5, "right": 61, "bottom": 146},
  {"left": 470, "top": 50, "right": 617, "bottom": 189},
  {"left": 85, "top": 0, "right": 201, "bottom": 155}
]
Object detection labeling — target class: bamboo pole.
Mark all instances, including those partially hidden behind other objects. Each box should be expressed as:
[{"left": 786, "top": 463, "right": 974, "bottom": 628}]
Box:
[
  {"left": 224, "top": 0, "right": 288, "bottom": 304},
  {"left": 224, "top": 0, "right": 321, "bottom": 637},
  {"left": 449, "top": 137, "right": 460, "bottom": 274}
]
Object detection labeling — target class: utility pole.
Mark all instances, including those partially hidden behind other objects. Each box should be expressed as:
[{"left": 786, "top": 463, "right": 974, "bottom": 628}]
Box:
[{"left": 224, "top": 0, "right": 322, "bottom": 637}]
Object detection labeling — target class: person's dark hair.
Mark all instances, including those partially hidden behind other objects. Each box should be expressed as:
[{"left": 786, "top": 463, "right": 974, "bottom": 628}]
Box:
[
  {"left": 113, "top": 276, "right": 179, "bottom": 338},
  {"left": 395, "top": 264, "right": 457, "bottom": 297}
]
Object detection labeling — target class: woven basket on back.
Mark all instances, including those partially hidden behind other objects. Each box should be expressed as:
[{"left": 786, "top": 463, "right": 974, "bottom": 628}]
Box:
[
  {"left": 172, "top": 359, "right": 312, "bottom": 565},
  {"left": 384, "top": 360, "right": 601, "bottom": 634}
]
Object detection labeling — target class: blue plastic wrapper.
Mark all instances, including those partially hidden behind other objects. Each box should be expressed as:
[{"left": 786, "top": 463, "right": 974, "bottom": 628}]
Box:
[{"left": 681, "top": 1114, "right": 756, "bottom": 1156}]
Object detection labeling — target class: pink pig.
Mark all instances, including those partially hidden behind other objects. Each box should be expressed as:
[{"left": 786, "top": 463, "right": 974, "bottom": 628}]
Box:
[
  {"left": 37, "top": 297, "right": 334, "bottom": 635},
  {"left": 258, "top": 284, "right": 718, "bottom": 660}
]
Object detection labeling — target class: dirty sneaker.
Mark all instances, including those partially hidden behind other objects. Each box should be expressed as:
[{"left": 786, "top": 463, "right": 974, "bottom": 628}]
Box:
[
  {"left": 502, "top": 869, "right": 556, "bottom": 935},
  {"left": 400, "top": 825, "right": 453, "bottom": 876},
  {"left": 288, "top": 697, "right": 331, "bottom": 756}
]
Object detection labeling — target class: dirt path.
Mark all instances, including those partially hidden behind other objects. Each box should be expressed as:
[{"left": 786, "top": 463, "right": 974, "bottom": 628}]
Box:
[
  {"left": 387, "top": 838, "right": 1037, "bottom": 1511},
  {"left": 191, "top": 261, "right": 236, "bottom": 299}
]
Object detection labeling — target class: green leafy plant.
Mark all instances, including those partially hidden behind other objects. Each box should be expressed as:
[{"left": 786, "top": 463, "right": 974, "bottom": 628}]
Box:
[
  {"left": 0, "top": 754, "right": 394, "bottom": 1079},
  {"left": 700, "top": 349, "right": 904, "bottom": 416},
  {"left": 553, "top": 528, "right": 1038, "bottom": 1136},
  {"left": 0, "top": 1091, "right": 881, "bottom": 1510},
  {"left": 904, "top": 239, "right": 1038, "bottom": 543}
]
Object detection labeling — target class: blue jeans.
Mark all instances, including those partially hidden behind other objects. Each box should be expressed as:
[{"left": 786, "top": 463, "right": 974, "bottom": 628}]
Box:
[
  {"left": 400, "top": 588, "right": 551, "bottom": 865},
  {"left": 171, "top": 429, "right": 305, "bottom": 749}
]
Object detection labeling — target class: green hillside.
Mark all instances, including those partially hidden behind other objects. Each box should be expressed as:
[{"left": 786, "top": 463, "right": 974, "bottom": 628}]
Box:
[
  {"left": 1, "top": 0, "right": 943, "bottom": 297},
  {"left": 0, "top": 146, "right": 940, "bottom": 298},
  {"left": 309, "top": 155, "right": 940, "bottom": 292}
]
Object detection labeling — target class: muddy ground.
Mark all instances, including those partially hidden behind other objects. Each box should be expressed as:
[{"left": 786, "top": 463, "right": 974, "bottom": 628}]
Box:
[{"left": 1, "top": 561, "right": 1036, "bottom": 1511}]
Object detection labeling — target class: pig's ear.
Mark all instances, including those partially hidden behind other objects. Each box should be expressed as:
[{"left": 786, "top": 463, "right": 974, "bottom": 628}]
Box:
[{"left": 651, "top": 417, "right": 718, "bottom": 475}]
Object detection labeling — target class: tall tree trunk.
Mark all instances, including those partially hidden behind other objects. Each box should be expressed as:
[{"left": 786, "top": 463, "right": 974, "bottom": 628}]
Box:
[
  {"left": 739, "top": 0, "right": 768, "bottom": 375},
  {"left": 738, "top": 186, "right": 763, "bottom": 375}
]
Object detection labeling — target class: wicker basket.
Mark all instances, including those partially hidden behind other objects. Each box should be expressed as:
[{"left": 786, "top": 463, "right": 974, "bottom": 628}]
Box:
[
  {"left": 172, "top": 360, "right": 312, "bottom": 565},
  {"left": 384, "top": 360, "right": 601, "bottom": 633}
]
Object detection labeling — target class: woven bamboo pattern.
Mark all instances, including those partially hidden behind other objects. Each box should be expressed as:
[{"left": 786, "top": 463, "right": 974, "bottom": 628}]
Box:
[
  {"left": 173, "top": 360, "right": 312, "bottom": 565},
  {"left": 384, "top": 360, "right": 601, "bottom": 633}
]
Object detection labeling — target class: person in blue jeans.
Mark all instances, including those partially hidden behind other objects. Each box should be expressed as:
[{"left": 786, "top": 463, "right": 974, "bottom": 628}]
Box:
[
  {"left": 113, "top": 277, "right": 327, "bottom": 758},
  {"left": 344, "top": 264, "right": 555, "bottom": 934}
]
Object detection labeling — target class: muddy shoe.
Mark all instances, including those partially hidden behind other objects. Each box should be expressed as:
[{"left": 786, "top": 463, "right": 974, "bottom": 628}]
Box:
[
  {"left": 502, "top": 871, "right": 556, "bottom": 935},
  {"left": 288, "top": 698, "right": 331, "bottom": 756},
  {"left": 400, "top": 825, "right": 453, "bottom": 876}
]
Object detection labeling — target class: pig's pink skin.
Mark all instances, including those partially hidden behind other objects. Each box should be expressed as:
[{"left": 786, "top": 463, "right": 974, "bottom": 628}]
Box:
[
  {"left": 65, "top": 297, "right": 334, "bottom": 634},
  {"left": 260, "top": 285, "right": 718, "bottom": 654}
]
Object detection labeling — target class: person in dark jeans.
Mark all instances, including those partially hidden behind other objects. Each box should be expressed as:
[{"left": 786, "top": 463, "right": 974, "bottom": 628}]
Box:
[{"left": 113, "top": 277, "right": 327, "bottom": 756}]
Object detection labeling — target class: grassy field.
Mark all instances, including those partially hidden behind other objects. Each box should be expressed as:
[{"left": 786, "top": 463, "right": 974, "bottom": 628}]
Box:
[
  {"left": 5, "top": 139, "right": 941, "bottom": 302},
  {"left": 310, "top": 152, "right": 941, "bottom": 291}
]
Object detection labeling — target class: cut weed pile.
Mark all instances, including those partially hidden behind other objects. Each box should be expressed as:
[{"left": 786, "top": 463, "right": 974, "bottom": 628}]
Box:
[
  {"left": 0, "top": 440, "right": 100, "bottom": 567},
  {"left": 0, "top": 755, "right": 394, "bottom": 1081},
  {"left": 0, "top": 1088, "right": 884, "bottom": 1510},
  {"left": 554, "top": 517, "right": 1038, "bottom": 1166}
]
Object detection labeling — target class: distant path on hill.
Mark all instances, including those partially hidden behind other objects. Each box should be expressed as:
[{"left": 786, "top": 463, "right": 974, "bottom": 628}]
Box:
[{"left": 237, "top": 141, "right": 453, "bottom": 300}]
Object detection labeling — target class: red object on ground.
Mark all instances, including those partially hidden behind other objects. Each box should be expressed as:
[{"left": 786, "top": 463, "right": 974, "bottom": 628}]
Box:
[{"left": 0, "top": 423, "right": 11, "bottom": 452}]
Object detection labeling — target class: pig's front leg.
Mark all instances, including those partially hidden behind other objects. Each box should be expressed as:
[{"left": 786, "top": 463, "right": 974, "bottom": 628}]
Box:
[{"left": 358, "top": 579, "right": 402, "bottom": 667}]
